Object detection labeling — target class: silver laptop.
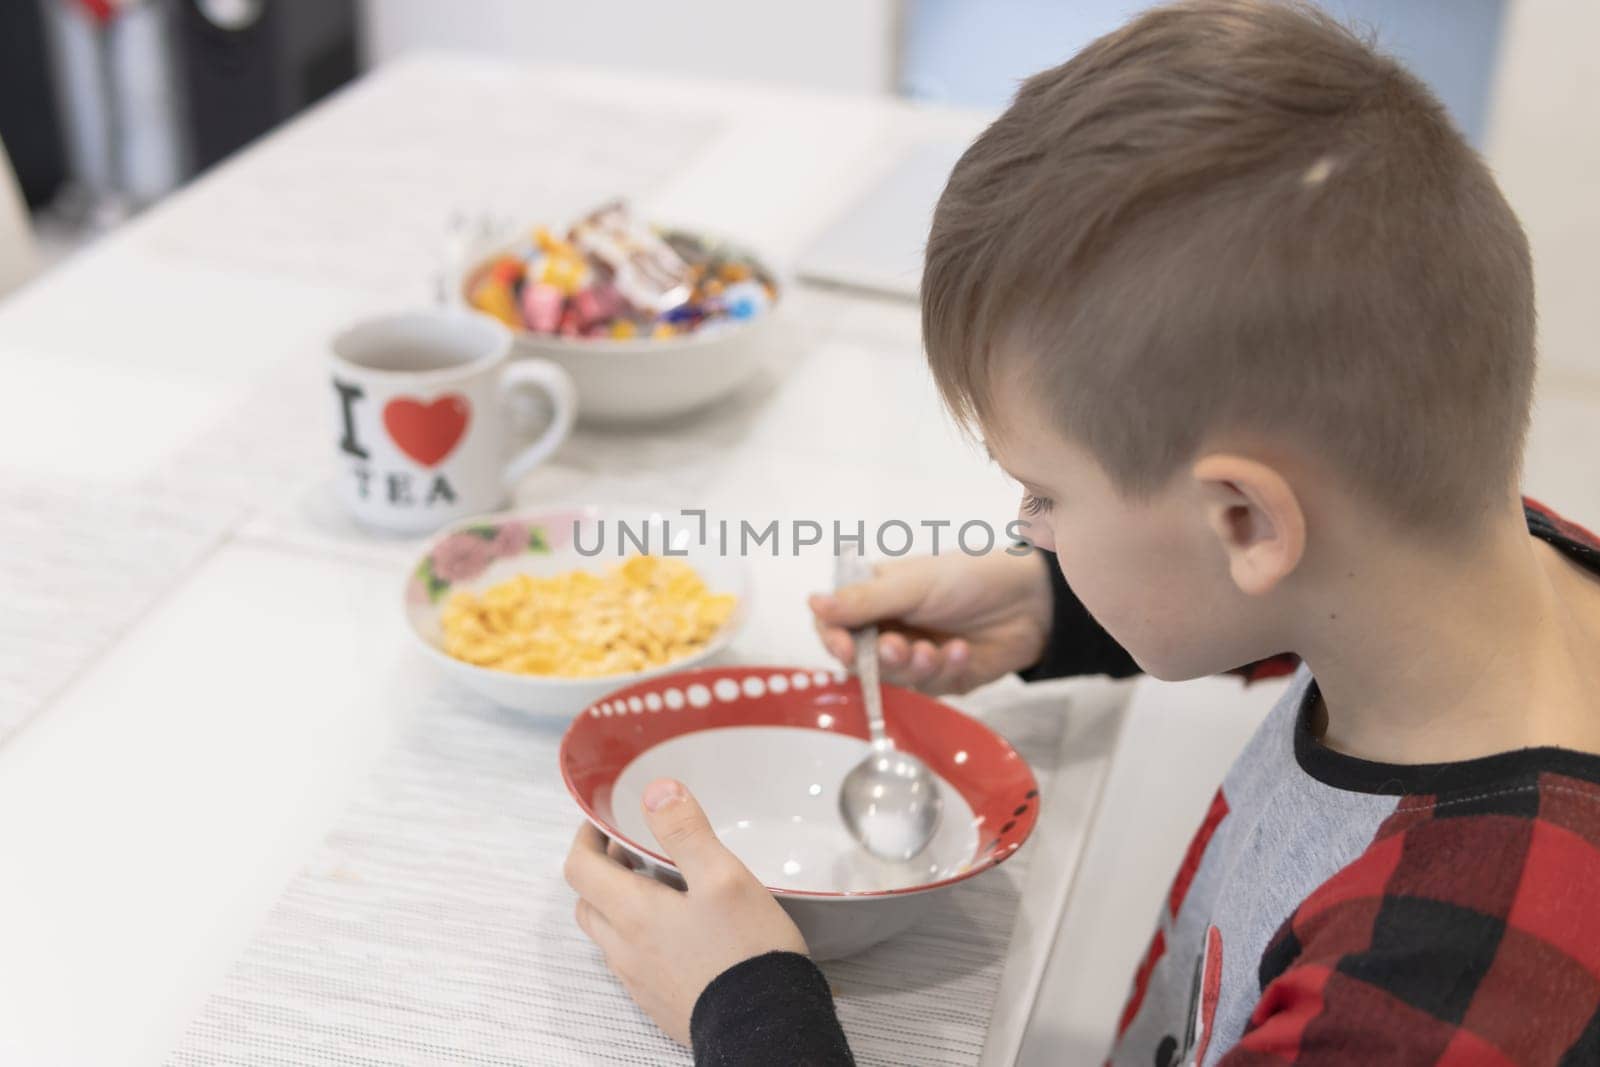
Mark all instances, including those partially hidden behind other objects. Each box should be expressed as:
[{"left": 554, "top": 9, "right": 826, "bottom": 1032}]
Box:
[{"left": 795, "top": 138, "right": 971, "bottom": 301}]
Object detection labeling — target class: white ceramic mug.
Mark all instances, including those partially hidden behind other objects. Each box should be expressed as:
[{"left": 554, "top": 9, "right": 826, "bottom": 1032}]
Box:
[{"left": 328, "top": 310, "right": 576, "bottom": 536}]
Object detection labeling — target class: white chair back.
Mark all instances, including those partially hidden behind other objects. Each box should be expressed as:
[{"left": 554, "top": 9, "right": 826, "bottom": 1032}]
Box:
[{"left": 0, "top": 137, "right": 39, "bottom": 299}]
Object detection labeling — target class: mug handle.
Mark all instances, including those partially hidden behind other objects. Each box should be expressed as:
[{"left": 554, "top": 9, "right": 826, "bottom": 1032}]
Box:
[{"left": 498, "top": 359, "right": 578, "bottom": 489}]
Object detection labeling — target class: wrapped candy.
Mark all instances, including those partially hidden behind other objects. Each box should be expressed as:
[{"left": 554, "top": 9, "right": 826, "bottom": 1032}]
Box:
[
  {"left": 468, "top": 276, "right": 521, "bottom": 328},
  {"left": 464, "top": 200, "right": 777, "bottom": 342},
  {"left": 569, "top": 199, "right": 694, "bottom": 313},
  {"left": 520, "top": 282, "right": 563, "bottom": 334},
  {"left": 720, "top": 280, "right": 770, "bottom": 321}
]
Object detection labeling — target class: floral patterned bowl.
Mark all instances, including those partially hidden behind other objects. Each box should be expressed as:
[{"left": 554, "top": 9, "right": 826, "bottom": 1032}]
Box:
[{"left": 403, "top": 506, "right": 750, "bottom": 718}]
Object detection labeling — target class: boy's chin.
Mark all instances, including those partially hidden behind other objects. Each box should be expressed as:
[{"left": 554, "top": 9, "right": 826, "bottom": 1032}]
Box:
[
  {"left": 1129, "top": 649, "right": 1235, "bottom": 684},
  {"left": 1141, "top": 663, "right": 1209, "bottom": 683}
]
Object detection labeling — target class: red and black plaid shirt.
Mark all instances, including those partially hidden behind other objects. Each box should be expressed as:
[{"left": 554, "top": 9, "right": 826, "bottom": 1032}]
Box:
[
  {"left": 1196, "top": 500, "right": 1600, "bottom": 1065},
  {"left": 1225, "top": 762, "right": 1600, "bottom": 1065}
]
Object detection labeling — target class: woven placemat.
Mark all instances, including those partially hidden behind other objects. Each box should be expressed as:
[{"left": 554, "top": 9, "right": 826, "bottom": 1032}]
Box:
[
  {"left": 0, "top": 360, "right": 326, "bottom": 748},
  {"left": 167, "top": 684, "right": 1064, "bottom": 1066},
  {"left": 0, "top": 476, "right": 234, "bottom": 745}
]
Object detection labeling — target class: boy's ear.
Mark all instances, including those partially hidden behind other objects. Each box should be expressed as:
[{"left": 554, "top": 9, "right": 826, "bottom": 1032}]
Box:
[{"left": 1190, "top": 454, "right": 1306, "bottom": 596}]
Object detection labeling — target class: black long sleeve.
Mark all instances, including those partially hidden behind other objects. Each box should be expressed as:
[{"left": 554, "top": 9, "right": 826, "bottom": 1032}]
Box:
[
  {"left": 1016, "top": 548, "right": 1142, "bottom": 682},
  {"left": 691, "top": 951, "right": 854, "bottom": 1066}
]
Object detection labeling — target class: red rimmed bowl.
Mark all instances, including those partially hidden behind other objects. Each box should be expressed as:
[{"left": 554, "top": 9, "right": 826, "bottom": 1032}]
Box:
[{"left": 559, "top": 665, "right": 1040, "bottom": 959}]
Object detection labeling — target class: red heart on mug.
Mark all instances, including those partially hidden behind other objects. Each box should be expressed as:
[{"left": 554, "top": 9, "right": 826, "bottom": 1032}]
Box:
[{"left": 383, "top": 394, "right": 471, "bottom": 467}]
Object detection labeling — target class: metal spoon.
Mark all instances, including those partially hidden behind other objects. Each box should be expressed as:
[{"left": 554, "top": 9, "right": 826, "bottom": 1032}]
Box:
[{"left": 834, "top": 545, "right": 943, "bottom": 861}]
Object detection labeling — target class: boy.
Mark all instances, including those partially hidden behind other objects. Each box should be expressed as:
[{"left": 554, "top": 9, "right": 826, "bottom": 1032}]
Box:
[{"left": 565, "top": 1, "right": 1600, "bottom": 1062}]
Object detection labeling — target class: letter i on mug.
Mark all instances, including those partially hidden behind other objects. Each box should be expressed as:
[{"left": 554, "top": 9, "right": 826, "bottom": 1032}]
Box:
[{"left": 328, "top": 309, "right": 577, "bottom": 535}]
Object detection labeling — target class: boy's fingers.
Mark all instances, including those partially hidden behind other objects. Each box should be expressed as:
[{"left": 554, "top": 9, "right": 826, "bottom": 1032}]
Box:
[
  {"left": 819, "top": 626, "right": 914, "bottom": 669},
  {"left": 814, "top": 624, "right": 854, "bottom": 664},
  {"left": 877, "top": 633, "right": 932, "bottom": 687},
  {"left": 920, "top": 646, "right": 973, "bottom": 696},
  {"left": 818, "top": 617, "right": 969, "bottom": 689},
  {"left": 575, "top": 897, "right": 630, "bottom": 966},
  {"left": 878, "top": 631, "right": 910, "bottom": 666},
  {"left": 884, "top": 637, "right": 939, "bottom": 685},
  {"left": 564, "top": 823, "right": 670, "bottom": 919},
  {"left": 809, "top": 567, "right": 925, "bottom": 628},
  {"left": 641, "top": 779, "right": 736, "bottom": 884},
  {"left": 886, "top": 638, "right": 975, "bottom": 694}
]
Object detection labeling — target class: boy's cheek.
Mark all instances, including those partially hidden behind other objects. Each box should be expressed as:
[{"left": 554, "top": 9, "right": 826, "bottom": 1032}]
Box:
[
  {"left": 1092, "top": 609, "right": 1198, "bottom": 681},
  {"left": 1099, "top": 593, "right": 1243, "bottom": 682},
  {"left": 1052, "top": 518, "right": 1240, "bottom": 680},
  {"left": 1052, "top": 545, "right": 1127, "bottom": 635},
  {"left": 1064, "top": 561, "right": 1196, "bottom": 676}
]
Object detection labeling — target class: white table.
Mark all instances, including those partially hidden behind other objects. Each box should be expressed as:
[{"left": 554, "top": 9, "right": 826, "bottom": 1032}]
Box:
[{"left": 0, "top": 56, "right": 1136, "bottom": 1066}]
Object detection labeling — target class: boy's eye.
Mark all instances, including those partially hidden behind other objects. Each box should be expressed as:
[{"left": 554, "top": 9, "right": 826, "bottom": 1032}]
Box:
[{"left": 1021, "top": 493, "right": 1054, "bottom": 516}]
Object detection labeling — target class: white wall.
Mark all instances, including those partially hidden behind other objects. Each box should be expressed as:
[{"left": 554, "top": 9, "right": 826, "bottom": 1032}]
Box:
[
  {"left": 1485, "top": 0, "right": 1600, "bottom": 382},
  {"left": 358, "top": 0, "right": 899, "bottom": 95}
]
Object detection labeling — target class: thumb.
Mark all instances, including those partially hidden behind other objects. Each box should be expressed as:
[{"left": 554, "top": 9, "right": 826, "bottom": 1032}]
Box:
[
  {"left": 642, "top": 779, "right": 730, "bottom": 882},
  {"left": 811, "top": 564, "right": 926, "bottom": 628}
]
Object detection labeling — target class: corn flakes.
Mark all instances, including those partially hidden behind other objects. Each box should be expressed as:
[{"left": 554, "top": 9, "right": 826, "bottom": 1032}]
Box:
[{"left": 440, "top": 555, "right": 737, "bottom": 678}]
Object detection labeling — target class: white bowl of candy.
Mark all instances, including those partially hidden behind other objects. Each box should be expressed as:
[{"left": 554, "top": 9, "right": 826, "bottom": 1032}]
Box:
[{"left": 458, "top": 201, "right": 782, "bottom": 423}]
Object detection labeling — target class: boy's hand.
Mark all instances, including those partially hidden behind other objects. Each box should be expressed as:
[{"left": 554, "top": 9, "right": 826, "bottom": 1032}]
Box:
[
  {"left": 809, "top": 550, "right": 1054, "bottom": 695},
  {"left": 564, "top": 778, "right": 808, "bottom": 1047}
]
